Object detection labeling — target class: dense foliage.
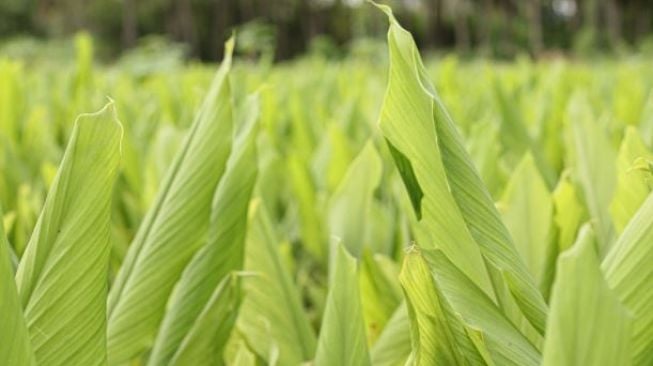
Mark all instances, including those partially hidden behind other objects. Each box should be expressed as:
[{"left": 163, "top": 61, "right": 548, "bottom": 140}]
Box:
[{"left": 1, "top": 5, "right": 653, "bottom": 366}]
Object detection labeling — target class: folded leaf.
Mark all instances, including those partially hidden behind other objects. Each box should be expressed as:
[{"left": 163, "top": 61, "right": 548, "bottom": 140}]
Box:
[
  {"left": 15, "top": 102, "right": 122, "bottom": 365},
  {"left": 422, "top": 249, "right": 541, "bottom": 366},
  {"left": 375, "top": 3, "right": 547, "bottom": 334},
  {"left": 107, "top": 39, "right": 235, "bottom": 363},
  {"left": 400, "top": 247, "right": 489, "bottom": 365},
  {"left": 543, "top": 225, "right": 632, "bottom": 366}
]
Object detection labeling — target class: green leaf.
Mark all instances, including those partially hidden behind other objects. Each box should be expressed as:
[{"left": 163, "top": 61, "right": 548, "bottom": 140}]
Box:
[
  {"left": 327, "top": 141, "right": 382, "bottom": 257},
  {"left": 602, "top": 192, "right": 653, "bottom": 365},
  {"left": 493, "top": 81, "right": 556, "bottom": 187},
  {"left": 466, "top": 120, "right": 505, "bottom": 197},
  {"left": 422, "top": 249, "right": 541, "bottom": 366},
  {"left": 567, "top": 93, "right": 616, "bottom": 254},
  {"left": 168, "top": 275, "right": 242, "bottom": 366},
  {"left": 287, "top": 153, "right": 326, "bottom": 260},
  {"left": 148, "top": 94, "right": 260, "bottom": 365},
  {"left": 0, "top": 204, "right": 35, "bottom": 366},
  {"left": 499, "top": 153, "right": 556, "bottom": 299},
  {"left": 107, "top": 39, "right": 235, "bottom": 363},
  {"left": 238, "top": 200, "right": 317, "bottom": 365},
  {"left": 610, "top": 126, "right": 653, "bottom": 234},
  {"left": 314, "top": 244, "right": 371, "bottom": 366},
  {"left": 15, "top": 102, "right": 122, "bottom": 365},
  {"left": 231, "top": 340, "right": 259, "bottom": 366},
  {"left": 370, "top": 303, "right": 411, "bottom": 366},
  {"left": 553, "top": 171, "right": 585, "bottom": 253},
  {"left": 400, "top": 247, "right": 487, "bottom": 365},
  {"left": 543, "top": 225, "right": 632, "bottom": 366},
  {"left": 359, "top": 252, "right": 402, "bottom": 343},
  {"left": 375, "top": 3, "right": 547, "bottom": 334}
]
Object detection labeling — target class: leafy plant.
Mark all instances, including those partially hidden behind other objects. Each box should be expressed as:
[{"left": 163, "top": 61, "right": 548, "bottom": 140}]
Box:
[{"left": 1, "top": 3, "right": 653, "bottom": 366}]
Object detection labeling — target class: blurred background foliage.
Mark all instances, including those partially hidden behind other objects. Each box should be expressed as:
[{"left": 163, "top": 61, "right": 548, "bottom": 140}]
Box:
[{"left": 1, "top": 0, "right": 653, "bottom": 62}]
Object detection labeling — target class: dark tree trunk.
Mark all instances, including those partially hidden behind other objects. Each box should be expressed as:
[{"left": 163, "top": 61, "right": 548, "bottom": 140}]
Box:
[
  {"left": 477, "top": 0, "right": 493, "bottom": 54},
  {"left": 211, "top": 0, "right": 231, "bottom": 60},
  {"left": 604, "top": 0, "right": 622, "bottom": 48},
  {"left": 121, "top": 0, "right": 137, "bottom": 49},
  {"left": 454, "top": 13, "right": 470, "bottom": 53},
  {"left": 425, "top": 0, "right": 440, "bottom": 46},
  {"left": 527, "top": 0, "right": 543, "bottom": 55}
]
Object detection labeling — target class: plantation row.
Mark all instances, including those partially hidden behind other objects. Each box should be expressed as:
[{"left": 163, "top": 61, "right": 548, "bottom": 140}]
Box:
[{"left": 1, "top": 5, "right": 653, "bottom": 366}]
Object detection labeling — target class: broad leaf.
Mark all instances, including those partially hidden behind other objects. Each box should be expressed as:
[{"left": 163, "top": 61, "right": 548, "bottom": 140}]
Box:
[
  {"left": 15, "top": 102, "right": 122, "bottom": 365},
  {"left": 314, "top": 244, "right": 371, "bottom": 366},
  {"left": 543, "top": 225, "right": 631, "bottom": 366}
]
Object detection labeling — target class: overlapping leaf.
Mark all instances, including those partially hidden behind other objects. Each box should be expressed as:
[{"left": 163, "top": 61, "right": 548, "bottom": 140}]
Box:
[
  {"left": 107, "top": 39, "right": 235, "bottom": 363},
  {"left": 400, "top": 247, "right": 493, "bottom": 365},
  {"left": 375, "top": 3, "right": 548, "bottom": 334},
  {"left": 422, "top": 249, "right": 541, "bottom": 366},
  {"left": 148, "top": 94, "right": 259, "bottom": 365}
]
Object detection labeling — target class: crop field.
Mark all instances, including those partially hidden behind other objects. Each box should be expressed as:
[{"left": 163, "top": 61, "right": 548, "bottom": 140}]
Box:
[{"left": 1, "top": 5, "right": 653, "bottom": 366}]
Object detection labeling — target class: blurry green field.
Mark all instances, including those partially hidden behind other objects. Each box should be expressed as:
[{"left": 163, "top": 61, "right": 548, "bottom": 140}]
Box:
[{"left": 2, "top": 9, "right": 653, "bottom": 366}]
